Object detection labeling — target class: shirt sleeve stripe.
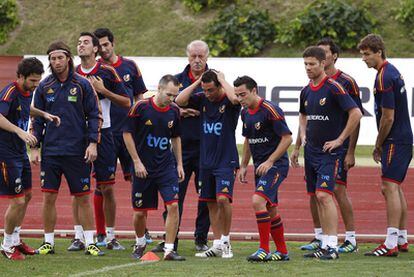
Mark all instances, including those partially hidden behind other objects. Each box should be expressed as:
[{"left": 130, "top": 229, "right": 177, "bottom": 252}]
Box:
[
  {"left": 128, "top": 99, "right": 148, "bottom": 116},
  {"left": 341, "top": 73, "right": 359, "bottom": 96},
  {"left": 262, "top": 101, "right": 282, "bottom": 120},
  {"left": 1, "top": 86, "right": 15, "bottom": 101}
]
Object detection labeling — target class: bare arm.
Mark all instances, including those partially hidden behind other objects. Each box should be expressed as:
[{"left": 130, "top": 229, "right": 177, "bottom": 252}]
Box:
[
  {"left": 238, "top": 138, "right": 251, "bottom": 183},
  {"left": 256, "top": 134, "right": 292, "bottom": 176},
  {"left": 175, "top": 78, "right": 201, "bottom": 107},
  {"left": 344, "top": 122, "right": 360, "bottom": 170},
  {"left": 171, "top": 136, "right": 185, "bottom": 182},
  {"left": 30, "top": 106, "right": 61, "bottom": 126},
  {"left": 217, "top": 71, "right": 238, "bottom": 105},
  {"left": 123, "top": 131, "right": 148, "bottom": 178},
  {"left": 373, "top": 107, "right": 394, "bottom": 163},
  {"left": 0, "top": 114, "right": 37, "bottom": 146},
  {"left": 89, "top": 76, "right": 130, "bottom": 108}
]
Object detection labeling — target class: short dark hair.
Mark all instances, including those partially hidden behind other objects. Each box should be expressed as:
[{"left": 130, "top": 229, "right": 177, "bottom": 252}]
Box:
[
  {"left": 159, "top": 74, "right": 179, "bottom": 87},
  {"left": 358, "top": 34, "right": 386, "bottom": 59},
  {"left": 16, "top": 57, "right": 44, "bottom": 78},
  {"left": 94, "top": 28, "right": 114, "bottom": 43},
  {"left": 317, "top": 37, "right": 340, "bottom": 62},
  {"left": 201, "top": 69, "right": 220, "bottom": 87},
  {"left": 79, "top": 32, "right": 100, "bottom": 56},
  {"left": 303, "top": 46, "right": 326, "bottom": 62},
  {"left": 233, "top": 75, "right": 257, "bottom": 91},
  {"left": 46, "top": 40, "right": 74, "bottom": 71}
]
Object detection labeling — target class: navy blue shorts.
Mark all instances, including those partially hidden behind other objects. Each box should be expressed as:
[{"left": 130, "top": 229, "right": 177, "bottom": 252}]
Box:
[
  {"left": 113, "top": 133, "right": 133, "bottom": 181},
  {"left": 304, "top": 144, "right": 341, "bottom": 195},
  {"left": 0, "top": 159, "right": 27, "bottom": 198},
  {"left": 381, "top": 143, "right": 412, "bottom": 185},
  {"left": 254, "top": 164, "right": 288, "bottom": 207},
  {"left": 93, "top": 129, "right": 116, "bottom": 186},
  {"left": 335, "top": 150, "right": 348, "bottom": 186},
  {"left": 131, "top": 166, "right": 179, "bottom": 210},
  {"left": 41, "top": 155, "right": 92, "bottom": 195},
  {"left": 199, "top": 168, "right": 236, "bottom": 202}
]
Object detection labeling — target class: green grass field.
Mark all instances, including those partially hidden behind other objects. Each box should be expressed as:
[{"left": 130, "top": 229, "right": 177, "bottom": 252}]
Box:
[{"left": 1, "top": 239, "right": 413, "bottom": 276}]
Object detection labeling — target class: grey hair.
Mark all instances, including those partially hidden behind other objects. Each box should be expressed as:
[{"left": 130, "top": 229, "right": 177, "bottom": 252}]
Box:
[{"left": 186, "top": 40, "right": 209, "bottom": 57}]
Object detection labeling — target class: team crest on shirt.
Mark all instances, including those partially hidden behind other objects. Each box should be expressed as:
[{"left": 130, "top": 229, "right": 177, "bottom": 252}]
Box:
[
  {"left": 123, "top": 74, "right": 130, "bottom": 82},
  {"left": 70, "top": 88, "right": 77, "bottom": 95},
  {"left": 319, "top": 98, "right": 326, "bottom": 106},
  {"left": 135, "top": 200, "right": 143, "bottom": 207},
  {"left": 255, "top": 122, "right": 261, "bottom": 130},
  {"left": 47, "top": 88, "right": 54, "bottom": 94},
  {"left": 168, "top": 120, "right": 174, "bottom": 128},
  {"left": 219, "top": 105, "right": 226, "bottom": 113}
]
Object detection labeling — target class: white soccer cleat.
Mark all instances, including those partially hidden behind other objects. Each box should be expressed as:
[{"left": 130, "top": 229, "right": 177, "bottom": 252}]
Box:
[
  {"left": 195, "top": 245, "right": 222, "bottom": 258},
  {"left": 221, "top": 242, "right": 233, "bottom": 259}
]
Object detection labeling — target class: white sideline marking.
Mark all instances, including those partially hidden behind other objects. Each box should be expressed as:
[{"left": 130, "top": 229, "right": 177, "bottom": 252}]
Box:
[{"left": 69, "top": 260, "right": 158, "bottom": 277}]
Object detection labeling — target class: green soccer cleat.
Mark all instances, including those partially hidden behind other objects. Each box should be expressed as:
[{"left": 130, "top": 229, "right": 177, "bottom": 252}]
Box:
[
  {"left": 300, "top": 238, "right": 322, "bottom": 251},
  {"left": 36, "top": 242, "right": 55, "bottom": 255},
  {"left": 85, "top": 243, "right": 104, "bottom": 256},
  {"left": 267, "top": 251, "right": 290, "bottom": 261},
  {"left": 246, "top": 248, "right": 269, "bottom": 262},
  {"left": 338, "top": 240, "right": 358, "bottom": 253}
]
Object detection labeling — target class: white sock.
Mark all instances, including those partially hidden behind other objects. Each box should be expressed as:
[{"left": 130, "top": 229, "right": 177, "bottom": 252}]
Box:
[
  {"left": 321, "top": 234, "right": 328, "bottom": 249},
  {"left": 135, "top": 235, "right": 146, "bottom": 247},
  {"left": 74, "top": 225, "right": 84, "bottom": 241},
  {"left": 398, "top": 229, "right": 408, "bottom": 245},
  {"left": 327, "top": 235, "right": 338, "bottom": 250},
  {"left": 12, "top": 226, "right": 21, "bottom": 246},
  {"left": 213, "top": 239, "right": 222, "bottom": 248},
  {"left": 2, "top": 232, "right": 13, "bottom": 249},
  {"left": 45, "top": 233, "right": 55, "bottom": 246},
  {"left": 221, "top": 235, "right": 230, "bottom": 244},
  {"left": 345, "top": 231, "right": 356, "bottom": 246},
  {"left": 384, "top": 227, "right": 399, "bottom": 249},
  {"left": 106, "top": 227, "right": 115, "bottom": 241},
  {"left": 83, "top": 230, "right": 94, "bottom": 246},
  {"left": 164, "top": 243, "right": 174, "bottom": 255},
  {"left": 314, "top": 228, "right": 323, "bottom": 240}
]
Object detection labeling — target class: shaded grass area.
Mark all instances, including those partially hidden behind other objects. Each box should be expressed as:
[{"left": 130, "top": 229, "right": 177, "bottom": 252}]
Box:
[
  {"left": 1, "top": 1, "right": 413, "bottom": 57},
  {"left": 1, "top": 239, "right": 412, "bottom": 276}
]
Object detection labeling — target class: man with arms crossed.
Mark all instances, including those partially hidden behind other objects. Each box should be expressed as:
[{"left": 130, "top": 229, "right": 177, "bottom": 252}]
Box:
[
  {"left": 359, "top": 34, "right": 412, "bottom": 257},
  {"left": 0, "top": 57, "right": 59, "bottom": 260},
  {"left": 123, "top": 75, "right": 185, "bottom": 261},
  {"left": 31, "top": 41, "right": 103, "bottom": 256},
  {"left": 235, "top": 76, "right": 292, "bottom": 262},
  {"left": 93, "top": 27, "right": 149, "bottom": 246},
  {"left": 175, "top": 70, "right": 240, "bottom": 258},
  {"left": 294, "top": 46, "right": 362, "bottom": 260}
]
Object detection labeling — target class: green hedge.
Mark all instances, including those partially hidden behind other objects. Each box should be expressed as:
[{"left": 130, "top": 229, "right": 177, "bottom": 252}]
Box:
[
  {"left": 203, "top": 5, "right": 275, "bottom": 57},
  {"left": 182, "top": 0, "right": 230, "bottom": 13},
  {"left": 0, "top": 0, "right": 19, "bottom": 44},
  {"left": 395, "top": 0, "right": 414, "bottom": 39},
  {"left": 277, "top": 0, "right": 376, "bottom": 50}
]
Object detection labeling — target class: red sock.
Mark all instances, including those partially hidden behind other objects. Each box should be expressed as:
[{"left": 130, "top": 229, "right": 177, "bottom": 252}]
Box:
[
  {"left": 255, "top": 210, "right": 271, "bottom": 252},
  {"left": 270, "top": 215, "right": 288, "bottom": 254},
  {"left": 93, "top": 192, "right": 106, "bottom": 235}
]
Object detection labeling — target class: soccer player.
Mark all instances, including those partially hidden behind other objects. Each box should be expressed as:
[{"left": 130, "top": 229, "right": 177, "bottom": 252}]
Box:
[
  {"left": 235, "top": 76, "right": 292, "bottom": 262},
  {"left": 292, "top": 38, "right": 363, "bottom": 253},
  {"left": 295, "top": 46, "right": 362, "bottom": 260},
  {"left": 358, "top": 34, "right": 413, "bottom": 257},
  {"left": 0, "top": 57, "right": 60, "bottom": 260},
  {"left": 175, "top": 69, "right": 240, "bottom": 259},
  {"left": 31, "top": 41, "right": 103, "bottom": 256},
  {"left": 69, "top": 32, "right": 130, "bottom": 251},
  {"left": 153, "top": 40, "right": 211, "bottom": 253},
  {"left": 93, "top": 27, "right": 149, "bottom": 246},
  {"left": 123, "top": 74, "right": 185, "bottom": 261}
]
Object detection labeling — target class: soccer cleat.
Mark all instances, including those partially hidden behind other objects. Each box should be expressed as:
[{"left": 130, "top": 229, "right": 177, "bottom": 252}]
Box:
[
  {"left": 164, "top": 251, "right": 186, "bottom": 261},
  {"left": 67, "top": 239, "right": 85, "bottom": 251},
  {"left": 300, "top": 238, "right": 322, "bottom": 251},
  {"left": 145, "top": 229, "right": 153, "bottom": 244},
  {"left": 221, "top": 242, "right": 233, "bottom": 258},
  {"left": 195, "top": 241, "right": 209, "bottom": 252},
  {"left": 319, "top": 247, "right": 339, "bottom": 260},
  {"left": 195, "top": 245, "right": 222, "bottom": 258},
  {"left": 85, "top": 243, "right": 104, "bottom": 256},
  {"left": 151, "top": 241, "right": 165, "bottom": 253},
  {"left": 304, "top": 247, "right": 324, "bottom": 258},
  {"left": 267, "top": 251, "right": 290, "bottom": 261},
  {"left": 106, "top": 239, "right": 125, "bottom": 250},
  {"left": 96, "top": 234, "right": 107, "bottom": 247},
  {"left": 131, "top": 244, "right": 146, "bottom": 259},
  {"left": 398, "top": 243, "right": 409, "bottom": 253},
  {"left": 338, "top": 240, "right": 358, "bottom": 253},
  {"left": 1, "top": 246, "right": 25, "bottom": 260},
  {"left": 246, "top": 248, "right": 269, "bottom": 262},
  {"left": 16, "top": 240, "right": 36, "bottom": 255},
  {"left": 36, "top": 242, "right": 55, "bottom": 255},
  {"left": 364, "top": 244, "right": 399, "bottom": 257}
]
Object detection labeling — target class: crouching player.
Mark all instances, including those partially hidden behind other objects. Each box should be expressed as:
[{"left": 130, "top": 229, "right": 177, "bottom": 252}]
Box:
[
  {"left": 123, "top": 75, "right": 186, "bottom": 261},
  {"left": 235, "top": 76, "right": 292, "bottom": 262}
]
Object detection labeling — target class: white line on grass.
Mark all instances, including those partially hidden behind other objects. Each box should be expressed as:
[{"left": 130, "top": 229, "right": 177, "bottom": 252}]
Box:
[{"left": 69, "top": 260, "right": 158, "bottom": 277}]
